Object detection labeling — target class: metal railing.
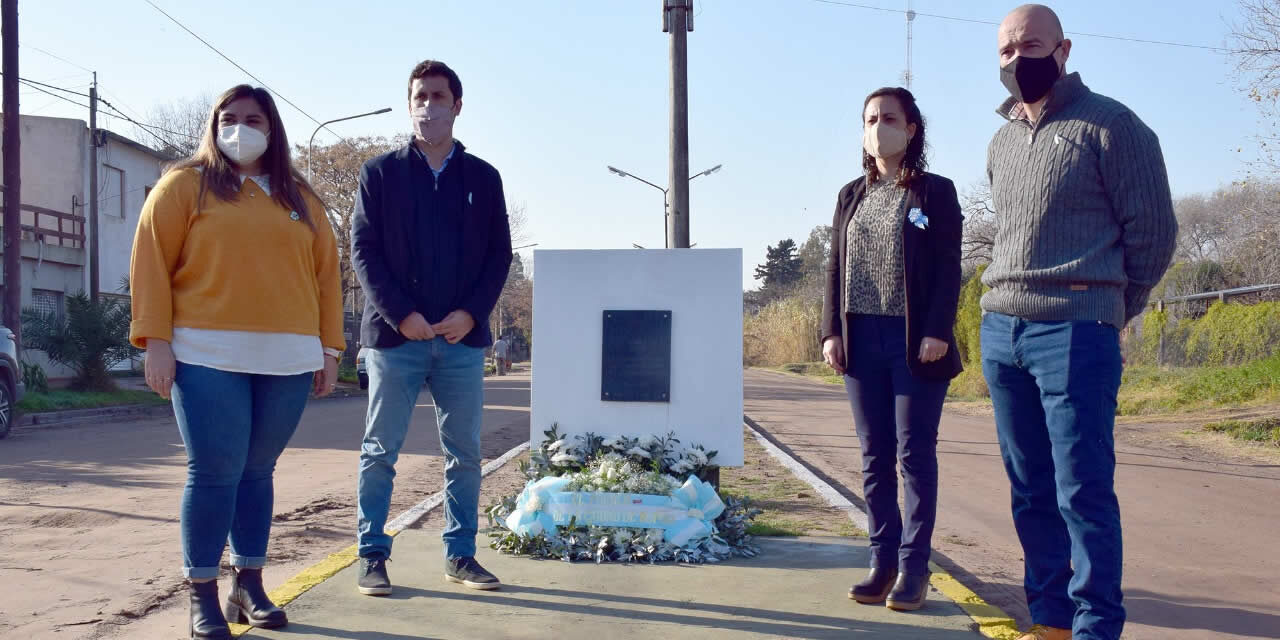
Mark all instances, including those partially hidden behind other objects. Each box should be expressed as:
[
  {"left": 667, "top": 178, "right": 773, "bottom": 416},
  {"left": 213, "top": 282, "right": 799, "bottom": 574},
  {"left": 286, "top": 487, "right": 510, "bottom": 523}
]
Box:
[
  {"left": 0, "top": 201, "right": 86, "bottom": 248},
  {"left": 1151, "top": 283, "right": 1280, "bottom": 310}
]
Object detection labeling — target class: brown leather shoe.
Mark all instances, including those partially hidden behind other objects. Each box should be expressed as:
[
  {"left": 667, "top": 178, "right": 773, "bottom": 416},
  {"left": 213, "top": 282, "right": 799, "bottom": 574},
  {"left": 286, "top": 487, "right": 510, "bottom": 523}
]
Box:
[{"left": 1017, "top": 624, "right": 1071, "bottom": 640}]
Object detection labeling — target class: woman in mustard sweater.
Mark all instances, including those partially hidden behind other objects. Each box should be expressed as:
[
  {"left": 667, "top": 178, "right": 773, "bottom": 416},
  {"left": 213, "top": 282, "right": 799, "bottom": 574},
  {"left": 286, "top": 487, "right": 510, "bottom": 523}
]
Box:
[{"left": 130, "top": 85, "right": 344, "bottom": 640}]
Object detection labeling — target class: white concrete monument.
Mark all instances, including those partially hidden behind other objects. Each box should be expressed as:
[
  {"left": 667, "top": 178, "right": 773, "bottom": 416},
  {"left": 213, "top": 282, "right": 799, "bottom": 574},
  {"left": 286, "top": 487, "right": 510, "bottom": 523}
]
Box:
[{"left": 530, "top": 249, "right": 744, "bottom": 466}]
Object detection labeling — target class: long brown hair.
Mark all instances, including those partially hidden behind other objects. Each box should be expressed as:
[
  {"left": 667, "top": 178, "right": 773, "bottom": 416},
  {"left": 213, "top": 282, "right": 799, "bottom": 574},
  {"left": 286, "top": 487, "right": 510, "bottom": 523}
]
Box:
[
  {"left": 862, "top": 87, "right": 928, "bottom": 188},
  {"left": 170, "top": 85, "right": 316, "bottom": 227}
]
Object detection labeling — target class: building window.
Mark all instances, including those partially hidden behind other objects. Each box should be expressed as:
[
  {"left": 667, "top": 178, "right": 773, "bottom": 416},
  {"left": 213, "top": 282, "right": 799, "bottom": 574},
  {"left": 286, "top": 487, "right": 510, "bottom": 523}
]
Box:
[
  {"left": 31, "top": 289, "right": 64, "bottom": 320},
  {"left": 103, "top": 165, "right": 125, "bottom": 218}
]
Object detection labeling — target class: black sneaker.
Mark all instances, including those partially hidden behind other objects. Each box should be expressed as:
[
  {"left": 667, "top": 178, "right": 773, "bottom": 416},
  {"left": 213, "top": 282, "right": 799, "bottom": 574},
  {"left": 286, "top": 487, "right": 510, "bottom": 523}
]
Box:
[
  {"left": 444, "top": 556, "right": 501, "bottom": 590},
  {"left": 357, "top": 557, "right": 392, "bottom": 596}
]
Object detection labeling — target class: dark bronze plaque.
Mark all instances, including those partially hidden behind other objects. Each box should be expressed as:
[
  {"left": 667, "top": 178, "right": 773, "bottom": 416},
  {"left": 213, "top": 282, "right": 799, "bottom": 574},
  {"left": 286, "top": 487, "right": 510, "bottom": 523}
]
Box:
[{"left": 601, "top": 310, "right": 672, "bottom": 402}]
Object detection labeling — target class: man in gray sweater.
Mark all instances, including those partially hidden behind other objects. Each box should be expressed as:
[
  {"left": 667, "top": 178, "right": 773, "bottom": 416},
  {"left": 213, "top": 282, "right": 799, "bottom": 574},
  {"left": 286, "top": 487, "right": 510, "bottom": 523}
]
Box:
[{"left": 981, "top": 5, "right": 1177, "bottom": 640}]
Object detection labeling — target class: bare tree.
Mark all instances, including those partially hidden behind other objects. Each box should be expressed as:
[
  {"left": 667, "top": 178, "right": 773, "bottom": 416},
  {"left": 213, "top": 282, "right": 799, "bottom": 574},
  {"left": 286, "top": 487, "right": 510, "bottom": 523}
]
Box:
[
  {"left": 296, "top": 136, "right": 405, "bottom": 312},
  {"left": 960, "top": 180, "right": 997, "bottom": 267},
  {"left": 138, "top": 93, "right": 213, "bottom": 157},
  {"left": 1231, "top": 0, "right": 1280, "bottom": 173}
]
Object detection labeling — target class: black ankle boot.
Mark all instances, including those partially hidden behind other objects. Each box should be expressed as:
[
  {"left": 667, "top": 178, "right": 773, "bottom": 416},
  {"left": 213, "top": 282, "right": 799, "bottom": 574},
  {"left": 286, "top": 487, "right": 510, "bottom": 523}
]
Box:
[
  {"left": 848, "top": 567, "right": 898, "bottom": 603},
  {"left": 188, "top": 580, "right": 231, "bottom": 639},
  {"left": 223, "top": 568, "right": 288, "bottom": 629},
  {"left": 886, "top": 572, "right": 930, "bottom": 611}
]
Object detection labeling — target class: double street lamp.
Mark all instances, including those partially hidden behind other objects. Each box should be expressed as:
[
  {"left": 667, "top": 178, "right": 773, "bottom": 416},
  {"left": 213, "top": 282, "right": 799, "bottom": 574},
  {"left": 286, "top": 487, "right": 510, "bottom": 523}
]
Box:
[{"left": 607, "top": 163, "right": 722, "bottom": 248}]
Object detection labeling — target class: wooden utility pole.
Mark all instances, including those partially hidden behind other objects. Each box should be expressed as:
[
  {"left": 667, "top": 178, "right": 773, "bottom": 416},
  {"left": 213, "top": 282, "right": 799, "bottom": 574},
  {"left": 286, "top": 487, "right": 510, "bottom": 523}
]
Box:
[
  {"left": 2, "top": 0, "right": 21, "bottom": 341},
  {"left": 89, "top": 74, "right": 100, "bottom": 301},
  {"left": 663, "top": 0, "right": 692, "bottom": 249}
]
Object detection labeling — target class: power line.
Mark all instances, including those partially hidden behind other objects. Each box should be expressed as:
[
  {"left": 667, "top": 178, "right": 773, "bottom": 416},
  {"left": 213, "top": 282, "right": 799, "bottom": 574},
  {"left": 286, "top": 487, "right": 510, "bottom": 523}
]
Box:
[
  {"left": 143, "top": 0, "right": 343, "bottom": 140},
  {"left": 805, "top": 0, "right": 1234, "bottom": 53},
  {"left": 0, "top": 72, "right": 91, "bottom": 98},
  {"left": 17, "top": 79, "right": 90, "bottom": 109},
  {"left": 18, "top": 42, "right": 94, "bottom": 73},
  {"left": 98, "top": 97, "right": 198, "bottom": 141}
]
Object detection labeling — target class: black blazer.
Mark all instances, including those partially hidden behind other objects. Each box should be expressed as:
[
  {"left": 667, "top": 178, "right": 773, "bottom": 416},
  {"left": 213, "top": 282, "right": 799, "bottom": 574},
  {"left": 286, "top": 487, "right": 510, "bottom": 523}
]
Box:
[
  {"left": 351, "top": 142, "right": 512, "bottom": 349},
  {"left": 821, "top": 172, "right": 964, "bottom": 381}
]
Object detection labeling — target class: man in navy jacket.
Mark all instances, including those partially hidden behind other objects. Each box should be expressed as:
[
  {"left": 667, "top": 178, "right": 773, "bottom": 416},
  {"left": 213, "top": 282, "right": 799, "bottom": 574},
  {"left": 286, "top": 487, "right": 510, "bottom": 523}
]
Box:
[{"left": 351, "top": 59, "right": 512, "bottom": 596}]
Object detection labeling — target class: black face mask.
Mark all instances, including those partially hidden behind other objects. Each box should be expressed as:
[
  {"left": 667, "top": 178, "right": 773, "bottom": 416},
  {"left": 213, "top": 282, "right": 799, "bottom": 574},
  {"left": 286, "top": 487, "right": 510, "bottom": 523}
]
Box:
[{"left": 1000, "top": 43, "right": 1062, "bottom": 104}]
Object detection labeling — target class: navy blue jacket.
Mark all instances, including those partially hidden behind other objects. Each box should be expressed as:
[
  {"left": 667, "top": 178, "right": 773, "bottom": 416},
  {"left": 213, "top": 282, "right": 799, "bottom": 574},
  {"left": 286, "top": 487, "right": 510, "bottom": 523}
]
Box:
[{"left": 351, "top": 141, "right": 512, "bottom": 349}]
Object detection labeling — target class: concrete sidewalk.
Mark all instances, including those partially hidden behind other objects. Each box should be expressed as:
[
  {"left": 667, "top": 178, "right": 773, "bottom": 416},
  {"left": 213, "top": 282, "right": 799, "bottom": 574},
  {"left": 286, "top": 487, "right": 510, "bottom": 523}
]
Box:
[{"left": 246, "top": 528, "right": 981, "bottom": 639}]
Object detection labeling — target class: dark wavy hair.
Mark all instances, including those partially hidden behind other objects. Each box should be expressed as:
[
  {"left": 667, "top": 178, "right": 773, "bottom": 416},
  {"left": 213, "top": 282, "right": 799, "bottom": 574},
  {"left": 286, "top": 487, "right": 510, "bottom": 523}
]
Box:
[
  {"left": 861, "top": 87, "right": 928, "bottom": 187},
  {"left": 170, "top": 84, "right": 316, "bottom": 228}
]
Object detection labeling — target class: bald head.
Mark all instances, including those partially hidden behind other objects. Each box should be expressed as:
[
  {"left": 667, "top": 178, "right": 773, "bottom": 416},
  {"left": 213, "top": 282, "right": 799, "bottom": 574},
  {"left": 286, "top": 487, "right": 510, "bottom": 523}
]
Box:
[{"left": 998, "top": 4, "right": 1070, "bottom": 68}]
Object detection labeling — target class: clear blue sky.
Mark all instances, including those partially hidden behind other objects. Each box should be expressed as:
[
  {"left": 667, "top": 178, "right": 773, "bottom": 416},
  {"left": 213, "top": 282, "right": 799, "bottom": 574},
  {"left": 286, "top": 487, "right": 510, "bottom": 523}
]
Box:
[{"left": 11, "top": 0, "right": 1259, "bottom": 289}]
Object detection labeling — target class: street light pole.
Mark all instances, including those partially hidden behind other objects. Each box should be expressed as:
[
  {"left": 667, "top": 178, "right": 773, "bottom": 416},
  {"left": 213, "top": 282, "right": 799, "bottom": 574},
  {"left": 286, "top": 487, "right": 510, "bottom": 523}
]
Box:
[
  {"left": 606, "top": 164, "right": 721, "bottom": 248},
  {"left": 306, "top": 107, "right": 393, "bottom": 182}
]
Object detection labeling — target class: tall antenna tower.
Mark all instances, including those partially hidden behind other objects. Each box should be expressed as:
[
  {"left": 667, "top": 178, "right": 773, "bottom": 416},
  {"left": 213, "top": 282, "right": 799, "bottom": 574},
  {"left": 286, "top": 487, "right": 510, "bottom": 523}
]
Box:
[{"left": 904, "top": 0, "right": 916, "bottom": 89}]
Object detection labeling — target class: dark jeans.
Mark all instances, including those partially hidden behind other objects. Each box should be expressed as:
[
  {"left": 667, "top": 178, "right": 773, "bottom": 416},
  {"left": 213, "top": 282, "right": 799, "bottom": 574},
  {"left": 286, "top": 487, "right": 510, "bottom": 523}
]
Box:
[
  {"left": 843, "top": 313, "right": 949, "bottom": 576},
  {"left": 980, "top": 312, "right": 1125, "bottom": 640},
  {"left": 171, "top": 362, "right": 313, "bottom": 579}
]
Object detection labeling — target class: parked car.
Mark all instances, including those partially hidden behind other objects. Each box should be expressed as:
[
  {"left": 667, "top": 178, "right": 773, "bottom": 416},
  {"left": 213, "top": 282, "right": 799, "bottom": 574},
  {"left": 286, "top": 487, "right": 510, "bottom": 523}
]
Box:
[
  {"left": 356, "top": 347, "right": 368, "bottom": 390},
  {"left": 0, "top": 325, "right": 25, "bottom": 439}
]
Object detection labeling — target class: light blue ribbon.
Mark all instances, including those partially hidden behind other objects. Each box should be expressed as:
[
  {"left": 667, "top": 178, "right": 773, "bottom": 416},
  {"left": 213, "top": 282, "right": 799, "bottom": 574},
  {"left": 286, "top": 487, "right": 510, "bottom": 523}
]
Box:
[
  {"left": 504, "top": 475, "right": 726, "bottom": 546},
  {"left": 505, "top": 476, "right": 571, "bottom": 537},
  {"left": 666, "top": 476, "right": 727, "bottom": 545}
]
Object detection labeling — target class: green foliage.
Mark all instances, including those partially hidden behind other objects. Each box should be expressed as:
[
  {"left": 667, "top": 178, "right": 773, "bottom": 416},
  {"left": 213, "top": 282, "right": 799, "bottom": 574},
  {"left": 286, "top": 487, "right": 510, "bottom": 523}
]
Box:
[
  {"left": 1117, "top": 351, "right": 1280, "bottom": 414},
  {"left": 953, "top": 265, "right": 987, "bottom": 367},
  {"left": 20, "top": 361, "right": 49, "bottom": 394},
  {"left": 948, "top": 266, "right": 990, "bottom": 399},
  {"left": 1203, "top": 416, "right": 1280, "bottom": 447},
  {"left": 17, "top": 389, "right": 168, "bottom": 413},
  {"left": 1135, "top": 301, "right": 1280, "bottom": 367},
  {"left": 338, "top": 361, "right": 358, "bottom": 384},
  {"left": 21, "top": 293, "right": 139, "bottom": 391},
  {"left": 753, "top": 238, "right": 804, "bottom": 295}
]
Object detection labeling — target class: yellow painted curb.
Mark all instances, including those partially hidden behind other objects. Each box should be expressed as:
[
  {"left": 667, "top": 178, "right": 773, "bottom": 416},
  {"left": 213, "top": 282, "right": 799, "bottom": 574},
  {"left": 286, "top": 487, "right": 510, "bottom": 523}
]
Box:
[
  {"left": 928, "top": 561, "right": 1021, "bottom": 639},
  {"left": 232, "top": 532, "right": 399, "bottom": 637}
]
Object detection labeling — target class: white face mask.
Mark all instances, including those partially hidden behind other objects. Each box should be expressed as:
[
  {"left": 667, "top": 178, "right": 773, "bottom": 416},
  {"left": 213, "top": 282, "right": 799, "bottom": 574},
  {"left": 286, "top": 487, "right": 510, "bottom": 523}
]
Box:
[
  {"left": 411, "top": 105, "right": 455, "bottom": 146},
  {"left": 862, "top": 123, "right": 911, "bottom": 159},
  {"left": 216, "top": 124, "right": 269, "bottom": 166}
]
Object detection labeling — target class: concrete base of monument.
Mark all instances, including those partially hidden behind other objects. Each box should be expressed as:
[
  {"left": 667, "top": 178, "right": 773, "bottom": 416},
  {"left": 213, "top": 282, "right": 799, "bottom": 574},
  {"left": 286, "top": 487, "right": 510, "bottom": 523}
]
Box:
[{"left": 245, "top": 530, "right": 979, "bottom": 639}]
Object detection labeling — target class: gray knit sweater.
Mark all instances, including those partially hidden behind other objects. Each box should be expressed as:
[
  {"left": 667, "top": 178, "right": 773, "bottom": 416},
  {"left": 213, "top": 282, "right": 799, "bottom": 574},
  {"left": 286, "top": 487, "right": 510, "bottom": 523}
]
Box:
[{"left": 982, "top": 73, "right": 1177, "bottom": 329}]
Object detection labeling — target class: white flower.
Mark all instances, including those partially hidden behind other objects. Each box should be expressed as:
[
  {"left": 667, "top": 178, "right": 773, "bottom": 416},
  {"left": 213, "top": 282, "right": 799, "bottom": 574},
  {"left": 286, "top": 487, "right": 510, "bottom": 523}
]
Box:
[
  {"left": 602, "top": 437, "right": 622, "bottom": 449},
  {"left": 688, "top": 449, "right": 708, "bottom": 464},
  {"left": 626, "top": 447, "right": 651, "bottom": 459},
  {"left": 551, "top": 452, "right": 581, "bottom": 464},
  {"left": 526, "top": 494, "right": 544, "bottom": 512},
  {"left": 546, "top": 439, "right": 567, "bottom": 451},
  {"left": 638, "top": 436, "right": 657, "bottom": 448}
]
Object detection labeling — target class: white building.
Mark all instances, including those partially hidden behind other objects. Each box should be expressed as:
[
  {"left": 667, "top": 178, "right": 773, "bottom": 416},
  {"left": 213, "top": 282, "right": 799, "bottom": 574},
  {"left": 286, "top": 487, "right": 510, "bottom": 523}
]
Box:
[{"left": 0, "top": 113, "right": 172, "bottom": 377}]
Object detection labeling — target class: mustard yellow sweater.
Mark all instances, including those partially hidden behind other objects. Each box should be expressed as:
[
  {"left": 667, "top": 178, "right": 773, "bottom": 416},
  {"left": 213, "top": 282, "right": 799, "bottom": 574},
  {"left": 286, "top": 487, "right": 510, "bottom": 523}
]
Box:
[{"left": 129, "top": 168, "right": 346, "bottom": 353}]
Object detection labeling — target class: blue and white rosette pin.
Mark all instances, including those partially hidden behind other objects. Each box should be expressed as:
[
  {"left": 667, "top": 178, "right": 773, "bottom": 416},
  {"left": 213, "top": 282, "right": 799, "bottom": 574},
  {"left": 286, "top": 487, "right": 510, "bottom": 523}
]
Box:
[
  {"left": 665, "top": 476, "right": 726, "bottom": 546},
  {"left": 505, "top": 476, "right": 571, "bottom": 537},
  {"left": 907, "top": 207, "right": 929, "bottom": 230}
]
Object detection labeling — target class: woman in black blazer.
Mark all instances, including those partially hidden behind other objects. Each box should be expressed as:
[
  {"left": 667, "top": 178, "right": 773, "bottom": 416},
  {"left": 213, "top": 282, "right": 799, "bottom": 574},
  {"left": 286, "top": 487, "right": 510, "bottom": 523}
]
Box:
[{"left": 820, "top": 87, "right": 964, "bottom": 612}]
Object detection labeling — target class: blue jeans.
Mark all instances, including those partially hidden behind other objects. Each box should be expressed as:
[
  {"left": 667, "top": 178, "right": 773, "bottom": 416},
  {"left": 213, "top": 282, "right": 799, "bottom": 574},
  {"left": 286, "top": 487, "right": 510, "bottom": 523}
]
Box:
[
  {"left": 843, "top": 314, "right": 949, "bottom": 576},
  {"left": 980, "top": 312, "right": 1125, "bottom": 640},
  {"left": 357, "top": 338, "right": 485, "bottom": 560},
  {"left": 171, "top": 363, "right": 313, "bottom": 579}
]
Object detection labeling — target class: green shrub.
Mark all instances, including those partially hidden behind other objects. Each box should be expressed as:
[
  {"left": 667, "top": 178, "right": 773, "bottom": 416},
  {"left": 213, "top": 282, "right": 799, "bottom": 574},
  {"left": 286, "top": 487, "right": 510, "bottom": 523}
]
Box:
[
  {"left": 20, "top": 361, "right": 49, "bottom": 394},
  {"left": 21, "top": 292, "right": 139, "bottom": 391}
]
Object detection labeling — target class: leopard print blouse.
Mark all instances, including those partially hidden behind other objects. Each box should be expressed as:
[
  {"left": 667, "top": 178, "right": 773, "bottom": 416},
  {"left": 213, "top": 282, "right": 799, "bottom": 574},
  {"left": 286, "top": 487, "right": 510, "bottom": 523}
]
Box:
[{"left": 844, "top": 179, "right": 908, "bottom": 317}]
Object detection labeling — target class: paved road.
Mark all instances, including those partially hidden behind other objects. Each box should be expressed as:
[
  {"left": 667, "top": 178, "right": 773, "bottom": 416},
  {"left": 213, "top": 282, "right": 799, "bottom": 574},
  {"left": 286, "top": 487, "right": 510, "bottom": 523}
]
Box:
[
  {"left": 743, "top": 368, "right": 1280, "bottom": 640},
  {"left": 0, "top": 369, "right": 531, "bottom": 639}
]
